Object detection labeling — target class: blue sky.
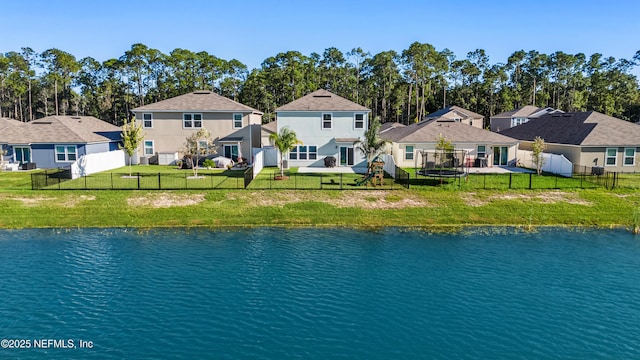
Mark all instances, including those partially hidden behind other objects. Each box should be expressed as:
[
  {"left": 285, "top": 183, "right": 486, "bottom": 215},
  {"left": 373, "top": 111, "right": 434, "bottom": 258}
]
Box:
[{"left": 2, "top": 0, "right": 639, "bottom": 71}]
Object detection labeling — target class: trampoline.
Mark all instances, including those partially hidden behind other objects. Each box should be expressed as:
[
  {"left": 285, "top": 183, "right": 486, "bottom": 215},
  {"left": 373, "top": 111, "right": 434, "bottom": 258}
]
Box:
[{"left": 415, "top": 149, "right": 469, "bottom": 183}]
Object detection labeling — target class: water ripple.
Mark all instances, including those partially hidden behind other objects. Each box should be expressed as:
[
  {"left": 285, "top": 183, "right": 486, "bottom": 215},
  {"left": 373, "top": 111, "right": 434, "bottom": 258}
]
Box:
[{"left": 0, "top": 228, "right": 640, "bottom": 359}]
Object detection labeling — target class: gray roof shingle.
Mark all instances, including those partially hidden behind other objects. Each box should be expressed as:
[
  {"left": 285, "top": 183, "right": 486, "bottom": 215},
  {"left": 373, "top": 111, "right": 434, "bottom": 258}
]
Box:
[
  {"left": 133, "top": 91, "right": 261, "bottom": 113},
  {"left": 1, "top": 116, "right": 121, "bottom": 144},
  {"left": 425, "top": 106, "right": 484, "bottom": 120},
  {"left": 498, "top": 111, "right": 640, "bottom": 146},
  {"left": 0, "top": 118, "right": 23, "bottom": 132},
  {"left": 492, "top": 105, "right": 541, "bottom": 118},
  {"left": 382, "top": 118, "right": 517, "bottom": 144},
  {"left": 276, "top": 89, "right": 370, "bottom": 112}
]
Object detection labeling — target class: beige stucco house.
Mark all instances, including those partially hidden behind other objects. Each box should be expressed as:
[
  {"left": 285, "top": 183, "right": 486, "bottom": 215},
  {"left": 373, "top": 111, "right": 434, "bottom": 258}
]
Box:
[
  {"left": 381, "top": 117, "right": 518, "bottom": 168},
  {"left": 499, "top": 111, "right": 640, "bottom": 172},
  {"left": 425, "top": 106, "right": 485, "bottom": 129},
  {"left": 132, "top": 91, "right": 263, "bottom": 164}
]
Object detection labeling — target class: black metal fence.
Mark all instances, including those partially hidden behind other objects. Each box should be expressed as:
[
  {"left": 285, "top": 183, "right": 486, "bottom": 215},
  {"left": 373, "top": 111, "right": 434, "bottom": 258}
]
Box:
[
  {"left": 410, "top": 165, "right": 637, "bottom": 190},
  {"left": 32, "top": 169, "right": 250, "bottom": 190},
  {"left": 395, "top": 166, "right": 410, "bottom": 189},
  {"left": 30, "top": 166, "right": 638, "bottom": 191},
  {"left": 247, "top": 170, "right": 404, "bottom": 190}
]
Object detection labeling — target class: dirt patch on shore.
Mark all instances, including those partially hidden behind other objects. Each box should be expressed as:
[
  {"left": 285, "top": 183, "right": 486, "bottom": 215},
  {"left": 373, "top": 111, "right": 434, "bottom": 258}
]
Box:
[
  {"left": 128, "top": 192, "right": 206, "bottom": 208},
  {"left": 0, "top": 194, "right": 96, "bottom": 207},
  {"left": 227, "top": 190, "right": 428, "bottom": 210},
  {"left": 462, "top": 191, "right": 592, "bottom": 207}
]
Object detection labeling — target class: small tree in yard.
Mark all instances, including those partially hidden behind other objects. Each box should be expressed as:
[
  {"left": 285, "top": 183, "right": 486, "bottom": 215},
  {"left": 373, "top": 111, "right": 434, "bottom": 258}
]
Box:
[
  {"left": 354, "top": 116, "right": 389, "bottom": 171},
  {"left": 119, "top": 116, "right": 145, "bottom": 177},
  {"left": 435, "top": 133, "right": 454, "bottom": 168},
  {"left": 532, "top": 136, "right": 547, "bottom": 175},
  {"left": 184, "top": 128, "right": 212, "bottom": 177},
  {"left": 269, "top": 126, "right": 301, "bottom": 178}
]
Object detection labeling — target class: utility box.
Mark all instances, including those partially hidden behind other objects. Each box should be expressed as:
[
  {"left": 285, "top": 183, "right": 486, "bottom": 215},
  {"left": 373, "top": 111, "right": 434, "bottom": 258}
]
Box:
[{"left": 158, "top": 152, "right": 179, "bottom": 165}]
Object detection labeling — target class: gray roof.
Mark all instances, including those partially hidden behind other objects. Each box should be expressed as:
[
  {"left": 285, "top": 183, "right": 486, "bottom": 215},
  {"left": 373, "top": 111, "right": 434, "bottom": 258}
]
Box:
[
  {"left": 425, "top": 106, "right": 484, "bottom": 120},
  {"left": 492, "top": 105, "right": 542, "bottom": 119},
  {"left": 1, "top": 116, "right": 121, "bottom": 144},
  {"left": 0, "top": 118, "right": 23, "bottom": 132},
  {"left": 276, "top": 89, "right": 370, "bottom": 112},
  {"left": 380, "top": 122, "right": 406, "bottom": 133},
  {"left": 382, "top": 118, "right": 517, "bottom": 144},
  {"left": 262, "top": 120, "right": 277, "bottom": 134},
  {"left": 133, "top": 91, "right": 261, "bottom": 113},
  {"left": 498, "top": 111, "right": 640, "bottom": 146}
]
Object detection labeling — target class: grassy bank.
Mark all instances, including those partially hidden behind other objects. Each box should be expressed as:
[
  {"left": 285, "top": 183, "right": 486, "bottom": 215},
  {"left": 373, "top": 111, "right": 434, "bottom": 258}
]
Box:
[{"left": 0, "top": 169, "right": 639, "bottom": 230}]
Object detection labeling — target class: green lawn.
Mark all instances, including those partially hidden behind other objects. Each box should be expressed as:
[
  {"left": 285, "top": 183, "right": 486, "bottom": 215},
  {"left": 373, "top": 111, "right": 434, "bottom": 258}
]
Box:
[{"left": 1, "top": 168, "right": 639, "bottom": 230}]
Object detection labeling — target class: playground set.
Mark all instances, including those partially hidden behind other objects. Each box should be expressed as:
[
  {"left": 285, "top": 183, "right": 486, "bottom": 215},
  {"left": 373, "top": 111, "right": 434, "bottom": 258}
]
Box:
[{"left": 355, "top": 157, "right": 386, "bottom": 186}]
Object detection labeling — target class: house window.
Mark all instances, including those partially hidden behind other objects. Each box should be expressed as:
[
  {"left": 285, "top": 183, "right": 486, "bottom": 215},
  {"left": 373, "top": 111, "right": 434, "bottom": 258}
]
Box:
[
  {"left": 233, "top": 113, "right": 243, "bottom": 129},
  {"left": 198, "top": 140, "right": 209, "bottom": 153},
  {"left": 13, "top": 147, "right": 31, "bottom": 164},
  {"left": 322, "top": 113, "right": 332, "bottom": 130},
  {"left": 289, "top": 146, "right": 298, "bottom": 160},
  {"left": 224, "top": 144, "right": 239, "bottom": 161},
  {"left": 354, "top": 113, "right": 365, "bottom": 129},
  {"left": 55, "top": 145, "right": 77, "bottom": 162},
  {"left": 289, "top": 145, "right": 317, "bottom": 160},
  {"left": 144, "top": 140, "right": 154, "bottom": 156},
  {"left": 142, "top": 113, "right": 153, "bottom": 128},
  {"left": 477, "top": 145, "right": 486, "bottom": 158},
  {"left": 183, "top": 113, "right": 202, "bottom": 128},
  {"left": 624, "top": 148, "right": 636, "bottom": 166},
  {"left": 605, "top": 148, "right": 617, "bottom": 166},
  {"left": 512, "top": 117, "right": 529, "bottom": 127},
  {"left": 405, "top": 145, "right": 414, "bottom": 161}
]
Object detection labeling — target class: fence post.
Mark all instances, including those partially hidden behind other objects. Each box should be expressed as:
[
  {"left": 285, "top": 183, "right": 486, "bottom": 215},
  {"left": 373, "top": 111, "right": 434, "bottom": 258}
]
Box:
[
  {"left": 340, "top": 173, "right": 343, "bottom": 190},
  {"left": 509, "top": 173, "right": 512, "bottom": 189},
  {"left": 137, "top": 172, "right": 141, "bottom": 189},
  {"left": 295, "top": 172, "right": 297, "bottom": 190},
  {"left": 84, "top": 175, "right": 87, "bottom": 189},
  {"left": 111, "top": 173, "right": 114, "bottom": 190},
  {"left": 483, "top": 173, "right": 486, "bottom": 189},
  {"left": 529, "top": 173, "right": 532, "bottom": 189},
  {"left": 58, "top": 171, "right": 61, "bottom": 190},
  {"left": 158, "top": 173, "right": 161, "bottom": 189},
  {"left": 320, "top": 174, "right": 323, "bottom": 190}
]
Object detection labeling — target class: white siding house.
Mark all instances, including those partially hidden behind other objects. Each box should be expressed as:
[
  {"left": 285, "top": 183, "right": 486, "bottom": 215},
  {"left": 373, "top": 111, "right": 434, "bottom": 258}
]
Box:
[{"left": 275, "top": 89, "right": 371, "bottom": 168}]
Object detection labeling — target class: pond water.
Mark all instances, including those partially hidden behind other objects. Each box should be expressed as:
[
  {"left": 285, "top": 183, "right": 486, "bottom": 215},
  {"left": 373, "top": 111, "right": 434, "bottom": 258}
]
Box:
[{"left": 0, "top": 228, "right": 639, "bottom": 359}]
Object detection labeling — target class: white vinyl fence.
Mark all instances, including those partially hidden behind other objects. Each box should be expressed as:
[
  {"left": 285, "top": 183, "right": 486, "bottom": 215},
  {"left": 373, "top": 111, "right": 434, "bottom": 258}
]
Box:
[
  {"left": 252, "top": 148, "right": 264, "bottom": 177},
  {"left": 517, "top": 150, "right": 573, "bottom": 177},
  {"left": 381, "top": 154, "right": 396, "bottom": 178},
  {"left": 70, "top": 150, "right": 126, "bottom": 179}
]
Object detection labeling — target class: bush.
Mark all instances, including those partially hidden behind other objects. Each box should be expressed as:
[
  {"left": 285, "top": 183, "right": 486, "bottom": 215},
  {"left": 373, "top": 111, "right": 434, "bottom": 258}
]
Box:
[{"left": 203, "top": 159, "right": 215, "bottom": 168}]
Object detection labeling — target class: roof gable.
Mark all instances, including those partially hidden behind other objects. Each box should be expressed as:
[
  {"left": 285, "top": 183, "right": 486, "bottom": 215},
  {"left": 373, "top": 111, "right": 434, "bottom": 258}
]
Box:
[
  {"left": 425, "top": 106, "right": 484, "bottom": 120},
  {"left": 275, "top": 89, "right": 370, "bottom": 112},
  {"left": 492, "top": 105, "right": 541, "bottom": 119},
  {"left": 133, "top": 91, "right": 261, "bottom": 113},
  {"left": 0, "top": 116, "right": 121, "bottom": 144}
]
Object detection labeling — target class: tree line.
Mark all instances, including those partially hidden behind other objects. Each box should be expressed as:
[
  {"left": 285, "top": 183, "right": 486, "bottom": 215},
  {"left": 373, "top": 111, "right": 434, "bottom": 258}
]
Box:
[{"left": 1, "top": 42, "right": 639, "bottom": 126}]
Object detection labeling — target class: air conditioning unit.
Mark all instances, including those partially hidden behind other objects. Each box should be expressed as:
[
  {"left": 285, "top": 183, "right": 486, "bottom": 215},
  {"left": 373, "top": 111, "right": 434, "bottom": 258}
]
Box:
[{"left": 282, "top": 159, "right": 289, "bottom": 169}]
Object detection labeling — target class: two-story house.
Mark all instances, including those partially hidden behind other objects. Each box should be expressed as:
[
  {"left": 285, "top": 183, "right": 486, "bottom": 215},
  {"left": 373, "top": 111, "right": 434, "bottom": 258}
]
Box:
[
  {"left": 424, "top": 106, "right": 484, "bottom": 128},
  {"left": 275, "top": 89, "right": 371, "bottom": 169},
  {"left": 132, "top": 91, "right": 263, "bottom": 164},
  {"left": 490, "top": 106, "right": 562, "bottom": 132}
]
